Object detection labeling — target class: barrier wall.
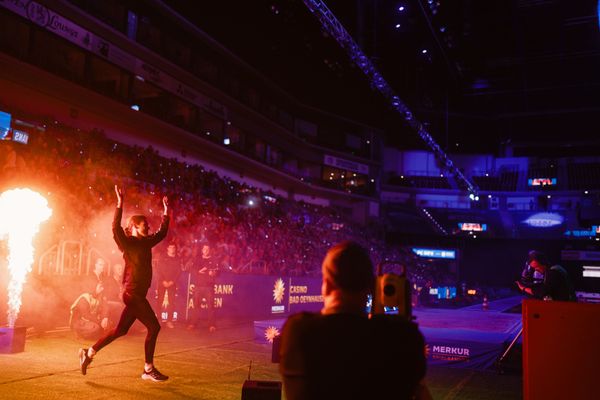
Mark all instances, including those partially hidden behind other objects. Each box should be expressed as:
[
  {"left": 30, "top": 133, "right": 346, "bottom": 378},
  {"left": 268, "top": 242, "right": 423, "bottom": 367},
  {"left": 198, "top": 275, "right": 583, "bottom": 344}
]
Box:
[{"left": 184, "top": 273, "right": 323, "bottom": 322}]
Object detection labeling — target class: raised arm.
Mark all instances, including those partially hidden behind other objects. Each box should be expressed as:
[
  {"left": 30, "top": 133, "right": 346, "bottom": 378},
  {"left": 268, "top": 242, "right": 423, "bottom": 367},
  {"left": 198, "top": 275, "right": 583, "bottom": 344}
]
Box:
[
  {"left": 112, "top": 185, "right": 127, "bottom": 250},
  {"left": 163, "top": 195, "right": 169, "bottom": 216},
  {"left": 149, "top": 195, "right": 170, "bottom": 247},
  {"left": 115, "top": 185, "right": 123, "bottom": 208}
]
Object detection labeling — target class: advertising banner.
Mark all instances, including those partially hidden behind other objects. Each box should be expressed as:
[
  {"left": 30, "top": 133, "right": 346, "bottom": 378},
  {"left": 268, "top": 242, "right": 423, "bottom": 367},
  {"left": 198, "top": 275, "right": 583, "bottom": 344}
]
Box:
[{"left": 182, "top": 273, "right": 322, "bottom": 322}]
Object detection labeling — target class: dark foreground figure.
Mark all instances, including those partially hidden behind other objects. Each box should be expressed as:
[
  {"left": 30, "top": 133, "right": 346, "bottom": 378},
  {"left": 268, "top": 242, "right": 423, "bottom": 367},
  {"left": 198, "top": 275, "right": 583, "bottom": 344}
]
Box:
[
  {"left": 516, "top": 250, "right": 576, "bottom": 301},
  {"left": 279, "top": 241, "right": 431, "bottom": 400},
  {"left": 79, "top": 185, "right": 170, "bottom": 382}
]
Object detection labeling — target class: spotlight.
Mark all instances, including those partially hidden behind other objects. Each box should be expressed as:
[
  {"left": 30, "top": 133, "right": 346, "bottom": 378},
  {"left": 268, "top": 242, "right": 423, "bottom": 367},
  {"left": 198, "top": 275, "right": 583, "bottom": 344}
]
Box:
[
  {"left": 395, "top": 23, "right": 401, "bottom": 29},
  {"left": 130, "top": 104, "right": 140, "bottom": 111},
  {"left": 421, "top": 49, "right": 428, "bottom": 54},
  {"left": 398, "top": 6, "right": 405, "bottom": 11}
]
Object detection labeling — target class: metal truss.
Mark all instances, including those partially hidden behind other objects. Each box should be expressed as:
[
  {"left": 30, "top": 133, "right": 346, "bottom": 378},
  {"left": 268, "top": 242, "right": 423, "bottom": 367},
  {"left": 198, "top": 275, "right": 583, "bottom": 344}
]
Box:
[{"left": 302, "top": 0, "right": 479, "bottom": 196}]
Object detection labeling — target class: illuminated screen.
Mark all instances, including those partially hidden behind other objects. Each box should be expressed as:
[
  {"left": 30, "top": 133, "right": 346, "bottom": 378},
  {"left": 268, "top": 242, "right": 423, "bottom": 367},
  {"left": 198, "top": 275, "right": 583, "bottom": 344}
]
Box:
[
  {"left": 565, "top": 227, "right": 598, "bottom": 238},
  {"left": 0, "top": 111, "right": 11, "bottom": 140},
  {"left": 412, "top": 248, "right": 456, "bottom": 259},
  {"left": 436, "top": 286, "right": 457, "bottom": 299},
  {"left": 523, "top": 212, "right": 564, "bottom": 228},
  {"left": 12, "top": 129, "right": 29, "bottom": 144},
  {"left": 528, "top": 178, "right": 557, "bottom": 186},
  {"left": 458, "top": 222, "right": 487, "bottom": 232},
  {"left": 582, "top": 266, "right": 600, "bottom": 278}
]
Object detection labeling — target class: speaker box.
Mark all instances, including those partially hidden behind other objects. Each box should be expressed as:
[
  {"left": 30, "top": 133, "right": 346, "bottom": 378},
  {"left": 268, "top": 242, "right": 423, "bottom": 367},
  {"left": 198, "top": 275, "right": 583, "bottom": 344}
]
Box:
[
  {"left": 271, "top": 335, "right": 281, "bottom": 363},
  {"left": 241, "top": 380, "right": 282, "bottom": 400},
  {"left": 0, "top": 326, "right": 26, "bottom": 353}
]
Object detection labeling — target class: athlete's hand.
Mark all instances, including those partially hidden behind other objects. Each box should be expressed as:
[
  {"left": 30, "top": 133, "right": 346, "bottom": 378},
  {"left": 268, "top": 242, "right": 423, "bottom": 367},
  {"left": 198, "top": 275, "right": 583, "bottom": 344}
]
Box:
[
  {"left": 115, "top": 185, "right": 123, "bottom": 208},
  {"left": 162, "top": 195, "right": 169, "bottom": 215}
]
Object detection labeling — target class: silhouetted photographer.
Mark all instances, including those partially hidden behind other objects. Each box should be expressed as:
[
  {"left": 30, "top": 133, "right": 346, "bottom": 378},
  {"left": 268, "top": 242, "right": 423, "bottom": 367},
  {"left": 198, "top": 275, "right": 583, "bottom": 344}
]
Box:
[
  {"left": 279, "top": 241, "right": 431, "bottom": 400},
  {"left": 516, "top": 250, "right": 576, "bottom": 302}
]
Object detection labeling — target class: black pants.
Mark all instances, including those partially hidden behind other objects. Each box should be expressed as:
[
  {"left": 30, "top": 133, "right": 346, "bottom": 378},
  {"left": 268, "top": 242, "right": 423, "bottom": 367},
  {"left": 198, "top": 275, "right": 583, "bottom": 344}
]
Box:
[
  {"left": 92, "top": 292, "right": 160, "bottom": 364},
  {"left": 190, "top": 285, "right": 215, "bottom": 327}
]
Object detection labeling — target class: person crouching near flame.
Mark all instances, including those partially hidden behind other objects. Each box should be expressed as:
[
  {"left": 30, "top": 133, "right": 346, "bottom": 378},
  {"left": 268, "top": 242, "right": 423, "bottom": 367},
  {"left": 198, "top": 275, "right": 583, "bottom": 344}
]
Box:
[
  {"left": 78, "top": 185, "right": 170, "bottom": 382},
  {"left": 70, "top": 282, "right": 109, "bottom": 340}
]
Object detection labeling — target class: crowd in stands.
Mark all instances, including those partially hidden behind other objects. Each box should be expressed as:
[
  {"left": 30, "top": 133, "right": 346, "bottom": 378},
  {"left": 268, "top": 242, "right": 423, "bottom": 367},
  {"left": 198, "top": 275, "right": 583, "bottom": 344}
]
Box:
[{"left": 0, "top": 117, "right": 437, "bottom": 289}]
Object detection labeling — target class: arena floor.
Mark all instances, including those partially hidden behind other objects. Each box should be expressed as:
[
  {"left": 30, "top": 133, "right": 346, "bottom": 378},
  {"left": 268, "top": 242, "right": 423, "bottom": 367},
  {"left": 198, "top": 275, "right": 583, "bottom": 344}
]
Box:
[{"left": 0, "top": 321, "right": 522, "bottom": 400}]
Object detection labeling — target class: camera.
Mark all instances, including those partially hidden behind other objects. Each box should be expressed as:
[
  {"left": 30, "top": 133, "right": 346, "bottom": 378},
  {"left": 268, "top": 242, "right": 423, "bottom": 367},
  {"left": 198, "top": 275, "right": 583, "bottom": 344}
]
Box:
[
  {"left": 520, "top": 262, "right": 543, "bottom": 288},
  {"left": 371, "top": 261, "right": 411, "bottom": 319}
]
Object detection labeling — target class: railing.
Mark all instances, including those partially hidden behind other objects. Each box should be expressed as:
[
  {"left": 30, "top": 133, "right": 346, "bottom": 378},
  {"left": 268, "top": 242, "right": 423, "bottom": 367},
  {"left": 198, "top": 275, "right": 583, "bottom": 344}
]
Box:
[
  {"left": 38, "top": 243, "right": 59, "bottom": 275},
  {"left": 59, "top": 241, "right": 83, "bottom": 275},
  {"left": 36, "top": 241, "right": 111, "bottom": 276}
]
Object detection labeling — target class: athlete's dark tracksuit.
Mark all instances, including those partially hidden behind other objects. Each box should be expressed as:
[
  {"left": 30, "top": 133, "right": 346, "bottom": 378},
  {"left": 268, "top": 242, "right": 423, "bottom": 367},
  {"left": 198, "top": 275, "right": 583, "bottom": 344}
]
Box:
[{"left": 91, "top": 207, "right": 169, "bottom": 363}]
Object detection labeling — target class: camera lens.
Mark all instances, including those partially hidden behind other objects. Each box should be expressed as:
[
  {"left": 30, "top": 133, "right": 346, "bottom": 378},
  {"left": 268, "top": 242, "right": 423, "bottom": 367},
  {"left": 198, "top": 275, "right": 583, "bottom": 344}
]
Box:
[{"left": 383, "top": 284, "right": 396, "bottom": 296}]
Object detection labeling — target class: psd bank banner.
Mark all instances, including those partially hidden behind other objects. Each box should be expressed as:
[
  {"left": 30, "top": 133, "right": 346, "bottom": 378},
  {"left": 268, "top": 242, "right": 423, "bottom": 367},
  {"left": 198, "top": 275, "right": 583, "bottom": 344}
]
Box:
[{"left": 189, "top": 273, "right": 322, "bottom": 321}]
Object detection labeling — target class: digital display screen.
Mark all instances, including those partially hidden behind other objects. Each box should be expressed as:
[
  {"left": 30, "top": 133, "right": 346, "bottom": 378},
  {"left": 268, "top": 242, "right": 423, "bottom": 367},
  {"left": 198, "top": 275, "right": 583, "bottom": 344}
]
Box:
[
  {"left": 412, "top": 248, "right": 456, "bottom": 259},
  {"left": 12, "top": 129, "right": 29, "bottom": 144},
  {"left": 436, "top": 286, "right": 457, "bottom": 299},
  {"left": 523, "top": 212, "right": 564, "bottom": 228},
  {"left": 528, "top": 178, "right": 557, "bottom": 186},
  {"left": 0, "top": 111, "right": 11, "bottom": 140},
  {"left": 458, "top": 222, "right": 487, "bottom": 232},
  {"left": 564, "top": 227, "right": 597, "bottom": 238},
  {"left": 582, "top": 266, "right": 600, "bottom": 278}
]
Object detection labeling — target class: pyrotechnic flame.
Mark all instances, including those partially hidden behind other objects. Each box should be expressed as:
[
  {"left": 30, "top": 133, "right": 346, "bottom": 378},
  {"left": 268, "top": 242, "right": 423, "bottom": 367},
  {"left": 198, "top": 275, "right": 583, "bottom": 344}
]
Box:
[{"left": 0, "top": 189, "right": 52, "bottom": 328}]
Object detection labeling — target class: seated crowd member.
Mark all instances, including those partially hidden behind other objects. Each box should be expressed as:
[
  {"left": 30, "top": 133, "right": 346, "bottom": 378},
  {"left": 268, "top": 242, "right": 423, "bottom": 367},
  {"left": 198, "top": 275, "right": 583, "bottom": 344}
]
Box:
[
  {"left": 70, "top": 282, "right": 109, "bottom": 340},
  {"left": 279, "top": 241, "right": 431, "bottom": 400}
]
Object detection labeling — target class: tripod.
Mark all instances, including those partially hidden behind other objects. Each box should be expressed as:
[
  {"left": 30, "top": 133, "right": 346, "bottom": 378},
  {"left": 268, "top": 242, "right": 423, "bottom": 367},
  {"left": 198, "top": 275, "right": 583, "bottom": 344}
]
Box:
[{"left": 496, "top": 326, "right": 523, "bottom": 372}]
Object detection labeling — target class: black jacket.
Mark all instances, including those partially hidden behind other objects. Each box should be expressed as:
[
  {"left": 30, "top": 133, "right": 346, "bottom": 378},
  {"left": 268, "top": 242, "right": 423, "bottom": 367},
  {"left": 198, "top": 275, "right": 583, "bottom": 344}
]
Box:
[{"left": 112, "top": 207, "right": 169, "bottom": 296}]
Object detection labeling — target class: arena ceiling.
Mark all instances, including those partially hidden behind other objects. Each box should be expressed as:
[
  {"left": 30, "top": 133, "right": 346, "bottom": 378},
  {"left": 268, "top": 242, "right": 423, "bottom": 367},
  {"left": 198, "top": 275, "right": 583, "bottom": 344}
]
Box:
[{"left": 164, "top": 0, "right": 600, "bottom": 155}]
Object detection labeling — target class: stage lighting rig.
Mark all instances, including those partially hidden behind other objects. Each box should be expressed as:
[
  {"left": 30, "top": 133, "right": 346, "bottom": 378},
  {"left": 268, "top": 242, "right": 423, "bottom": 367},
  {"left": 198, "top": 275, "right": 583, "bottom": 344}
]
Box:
[{"left": 302, "top": 0, "right": 480, "bottom": 198}]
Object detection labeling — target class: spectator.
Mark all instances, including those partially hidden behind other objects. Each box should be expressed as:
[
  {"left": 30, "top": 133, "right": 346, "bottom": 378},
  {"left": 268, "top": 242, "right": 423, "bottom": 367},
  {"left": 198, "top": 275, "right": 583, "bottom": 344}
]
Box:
[
  {"left": 187, "top": 244, "right": 218, "bottom": 331},
  {"left": 156, "top": 243, "right": 181, "bottom": 328},
  {"left": 279, "top": 241, "right": 430, "bottom": 400},
  {"left": 70, "top": 282, "right": 108, "bottom": 340}
]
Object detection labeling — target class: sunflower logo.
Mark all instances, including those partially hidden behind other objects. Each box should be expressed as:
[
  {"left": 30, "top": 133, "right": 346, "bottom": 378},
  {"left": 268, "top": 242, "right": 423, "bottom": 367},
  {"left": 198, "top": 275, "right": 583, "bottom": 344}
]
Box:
[
  {"left": 264, "top": 326, "right": 280, "bottom": 343},
  {"left": 273, "top": 278, "right": 285, "bottom": 304}
]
